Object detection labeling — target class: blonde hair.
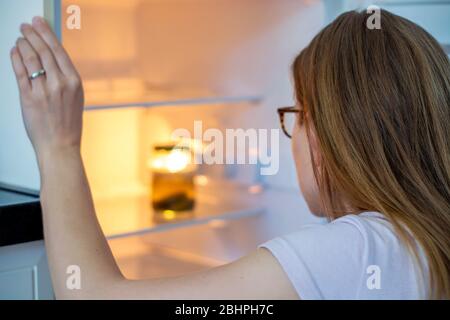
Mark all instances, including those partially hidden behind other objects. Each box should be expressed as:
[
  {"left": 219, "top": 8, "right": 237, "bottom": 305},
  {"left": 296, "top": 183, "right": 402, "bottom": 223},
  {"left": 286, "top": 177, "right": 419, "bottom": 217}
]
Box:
[{"left": 292, "top": 9, "right": 450, "bottom": 299}]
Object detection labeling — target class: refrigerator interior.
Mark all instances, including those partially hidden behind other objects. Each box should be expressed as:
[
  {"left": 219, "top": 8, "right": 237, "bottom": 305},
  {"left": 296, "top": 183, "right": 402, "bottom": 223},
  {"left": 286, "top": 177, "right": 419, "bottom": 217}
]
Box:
[
  {"left": 60, "top": 0, "right": 326, "bottom": 203},
  {"left": 54, "top": 0, "right": 328, "bottom": 274}
]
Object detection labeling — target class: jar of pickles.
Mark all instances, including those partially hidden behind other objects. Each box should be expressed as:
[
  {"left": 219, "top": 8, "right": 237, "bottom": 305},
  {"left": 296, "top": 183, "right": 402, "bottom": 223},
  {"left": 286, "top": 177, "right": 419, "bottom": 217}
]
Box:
[{"left": 150, "top": 144, "right": 197, "bottom": 221}]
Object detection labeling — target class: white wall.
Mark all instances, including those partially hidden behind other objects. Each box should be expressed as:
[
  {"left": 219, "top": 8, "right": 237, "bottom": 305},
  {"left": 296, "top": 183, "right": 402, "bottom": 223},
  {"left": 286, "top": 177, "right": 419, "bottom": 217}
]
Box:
[
  {"left": 378, "top": 0, "right": 450, "bottom": 44},
  {"left": 325, "top": 0, "right": 450, "bottom": 44}
]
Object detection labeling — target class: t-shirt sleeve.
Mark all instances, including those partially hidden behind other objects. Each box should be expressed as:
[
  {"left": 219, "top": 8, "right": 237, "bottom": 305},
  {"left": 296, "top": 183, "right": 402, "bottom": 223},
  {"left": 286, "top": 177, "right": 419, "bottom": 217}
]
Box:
[{"left": 258, "top": 220, "right": 367, "bottom": 299}]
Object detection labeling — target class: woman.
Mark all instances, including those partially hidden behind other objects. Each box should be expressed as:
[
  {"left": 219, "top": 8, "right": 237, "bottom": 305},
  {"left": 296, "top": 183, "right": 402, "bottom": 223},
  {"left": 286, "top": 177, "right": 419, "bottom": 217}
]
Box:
[{"left": 10, "top": 9, "right": 449, "bottom": 299}]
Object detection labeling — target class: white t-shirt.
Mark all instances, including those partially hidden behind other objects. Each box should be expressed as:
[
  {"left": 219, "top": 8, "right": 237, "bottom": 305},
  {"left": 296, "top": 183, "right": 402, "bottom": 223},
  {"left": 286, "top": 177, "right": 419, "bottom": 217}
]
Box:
[{"left": 259, "top": 211, "right": 428, "bottom": 299}]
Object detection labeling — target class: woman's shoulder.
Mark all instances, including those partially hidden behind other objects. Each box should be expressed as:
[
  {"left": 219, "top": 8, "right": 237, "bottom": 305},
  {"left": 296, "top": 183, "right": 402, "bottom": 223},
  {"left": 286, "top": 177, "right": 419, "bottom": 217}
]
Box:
[
  {"left": 330, "top": 211, "right": 395, "bottom": 241},
  {"left": 283, "top": 210, "right": 416, "bottom": 268},
  {"left": 280, "top": 211, "right": 394, "bottom": 251},
  {"left": 259, "top": 211, "right": 426, "bottom": 299}
]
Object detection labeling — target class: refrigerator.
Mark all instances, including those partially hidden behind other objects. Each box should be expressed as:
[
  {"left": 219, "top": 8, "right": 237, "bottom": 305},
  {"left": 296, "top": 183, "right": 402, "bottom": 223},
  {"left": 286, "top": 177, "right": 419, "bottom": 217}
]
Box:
[{"left": 0, "top": 0, "right": 448, "bottom": 290}]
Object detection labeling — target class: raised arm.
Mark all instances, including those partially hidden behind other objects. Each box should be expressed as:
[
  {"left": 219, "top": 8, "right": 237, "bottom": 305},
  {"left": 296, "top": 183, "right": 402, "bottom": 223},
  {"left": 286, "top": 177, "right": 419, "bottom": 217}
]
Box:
[{"left": 10, "top": 17, "right": 298, "bottom": 300}]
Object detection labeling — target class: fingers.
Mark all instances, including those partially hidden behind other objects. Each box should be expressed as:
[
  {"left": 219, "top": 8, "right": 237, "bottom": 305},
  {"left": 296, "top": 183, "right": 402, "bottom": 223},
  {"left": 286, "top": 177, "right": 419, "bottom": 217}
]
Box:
[
  {"left": 10, "top": 46, "right": 31, "bottom": 95},
  {"left": 16, "top": 37, "right": 45, "bottom": 91},
  {"left": 31, "top": 16, "right": 78, "bottom": 77},
  {"left": 20, "top": 23, "right": 61, "bottom": 84}
]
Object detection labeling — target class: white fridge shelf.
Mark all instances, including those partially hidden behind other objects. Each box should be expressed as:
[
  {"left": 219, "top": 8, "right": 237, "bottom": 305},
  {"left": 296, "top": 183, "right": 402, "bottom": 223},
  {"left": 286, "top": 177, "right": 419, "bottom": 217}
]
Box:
[
  {"left": 95, "top": 180, "right": 266, "bottom": 239},
  {"left": 82, "top": 82, "right": 262, "bottom": 111},
  {"left": 84, "top": 94, "right": 263, "bottom": 111}
]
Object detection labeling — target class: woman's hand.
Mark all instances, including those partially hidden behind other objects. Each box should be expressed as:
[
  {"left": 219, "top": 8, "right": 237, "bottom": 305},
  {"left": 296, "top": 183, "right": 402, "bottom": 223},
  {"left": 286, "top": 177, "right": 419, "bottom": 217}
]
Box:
[{"left": 10, "top": 16, "right": 84, "bottom": 163}]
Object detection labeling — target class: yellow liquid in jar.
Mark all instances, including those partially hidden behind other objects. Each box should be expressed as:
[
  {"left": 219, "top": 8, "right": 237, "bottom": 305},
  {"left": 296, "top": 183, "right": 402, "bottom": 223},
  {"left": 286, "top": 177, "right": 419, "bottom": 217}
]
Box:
[{"left": 151, "top": 171, "right": 195, "bottom": 213}]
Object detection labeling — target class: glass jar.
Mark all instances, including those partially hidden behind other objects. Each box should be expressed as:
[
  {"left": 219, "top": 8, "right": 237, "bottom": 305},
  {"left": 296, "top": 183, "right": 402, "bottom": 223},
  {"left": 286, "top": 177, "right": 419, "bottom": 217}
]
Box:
[{"left": 149, "top": 144, "right": 197, "bottom": 221}]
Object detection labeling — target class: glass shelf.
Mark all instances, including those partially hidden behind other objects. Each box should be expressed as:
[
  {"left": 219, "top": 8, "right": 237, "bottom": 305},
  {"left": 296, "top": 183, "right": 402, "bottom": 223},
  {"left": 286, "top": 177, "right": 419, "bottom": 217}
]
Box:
[
  {"left": 82, "top": 82, "right": 262, "bottom": 111},
  {"left": 95, "top": 180, "right": 266, "bottom": 239},
  {"left": 84, "top": 94, "right": 262, "bottom": 111}
]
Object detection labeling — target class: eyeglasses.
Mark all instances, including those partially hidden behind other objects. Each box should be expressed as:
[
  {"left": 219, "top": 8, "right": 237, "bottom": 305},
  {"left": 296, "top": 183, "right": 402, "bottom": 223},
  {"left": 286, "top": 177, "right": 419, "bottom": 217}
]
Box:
[{"left": 277, "top": 106, "right": 304, "bottom": 138}]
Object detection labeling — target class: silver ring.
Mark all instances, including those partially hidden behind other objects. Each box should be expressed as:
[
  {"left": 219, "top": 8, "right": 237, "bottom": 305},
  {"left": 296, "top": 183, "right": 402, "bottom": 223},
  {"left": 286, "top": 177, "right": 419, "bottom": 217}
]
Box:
[{"left": 29, "top": 69, "right": 46, "bottom": 80}]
